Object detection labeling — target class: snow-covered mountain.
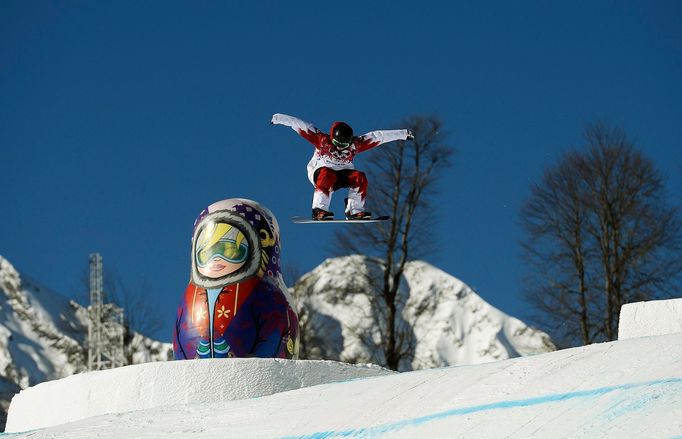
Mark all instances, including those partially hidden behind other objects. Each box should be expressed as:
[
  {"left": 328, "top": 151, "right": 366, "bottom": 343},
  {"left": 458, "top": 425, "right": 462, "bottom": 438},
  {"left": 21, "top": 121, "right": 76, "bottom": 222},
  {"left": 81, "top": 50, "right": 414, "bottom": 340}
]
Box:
[
  {"left": 294, "top": 255, "right": 555, "bottom": 370},
  {"left": 0, "top": 255, "right": 172, "bottom": 429}
]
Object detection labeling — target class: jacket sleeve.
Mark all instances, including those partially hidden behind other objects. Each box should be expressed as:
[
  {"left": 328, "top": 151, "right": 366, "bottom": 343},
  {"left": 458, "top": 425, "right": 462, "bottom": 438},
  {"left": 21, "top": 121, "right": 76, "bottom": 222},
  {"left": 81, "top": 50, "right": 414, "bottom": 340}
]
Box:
[
  {"left": 250, "top": 282, "right": 294, "bottom": 358},
  {"left": 355, "top": 129, "right": 411, "bottom": 153},
  {"left": 271, "top": 113, "right": 323, "bottom": 147}
]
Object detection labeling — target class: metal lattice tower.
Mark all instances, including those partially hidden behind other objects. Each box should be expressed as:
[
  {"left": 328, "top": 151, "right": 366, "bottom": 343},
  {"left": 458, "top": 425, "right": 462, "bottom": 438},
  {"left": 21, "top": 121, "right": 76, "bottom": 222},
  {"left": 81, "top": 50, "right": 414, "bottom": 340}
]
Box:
[{"left": 87, "top": 253, "right": 125, "bottom": 371}]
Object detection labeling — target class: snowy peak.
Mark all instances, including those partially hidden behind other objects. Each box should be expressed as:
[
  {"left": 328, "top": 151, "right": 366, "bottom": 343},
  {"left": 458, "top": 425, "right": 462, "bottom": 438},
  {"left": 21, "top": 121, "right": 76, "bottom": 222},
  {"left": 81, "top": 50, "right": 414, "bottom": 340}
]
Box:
[
  {"left": 0, "top": 255, "right": 86, "bottom": 388},
  {"left": 294, "top": 256, "right": 555, "bottom": 370},
  {"left": 403, "top": 261, "right": 554, "bottom": 365}
]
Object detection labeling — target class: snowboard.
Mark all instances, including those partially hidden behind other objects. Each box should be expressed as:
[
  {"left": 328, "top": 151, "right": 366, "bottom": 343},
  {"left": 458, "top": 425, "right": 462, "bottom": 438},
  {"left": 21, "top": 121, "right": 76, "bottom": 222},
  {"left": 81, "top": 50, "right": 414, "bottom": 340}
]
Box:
[{"left": 292, "top": 215, "right": 389, "bottom": 224}]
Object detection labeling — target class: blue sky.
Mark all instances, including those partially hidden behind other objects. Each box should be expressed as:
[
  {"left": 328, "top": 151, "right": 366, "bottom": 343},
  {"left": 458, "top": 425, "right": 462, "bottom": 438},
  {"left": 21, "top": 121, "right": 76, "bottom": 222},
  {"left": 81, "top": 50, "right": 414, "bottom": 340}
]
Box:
[{"left": 2, "top": 1, "right": 681, "bottom": 341}]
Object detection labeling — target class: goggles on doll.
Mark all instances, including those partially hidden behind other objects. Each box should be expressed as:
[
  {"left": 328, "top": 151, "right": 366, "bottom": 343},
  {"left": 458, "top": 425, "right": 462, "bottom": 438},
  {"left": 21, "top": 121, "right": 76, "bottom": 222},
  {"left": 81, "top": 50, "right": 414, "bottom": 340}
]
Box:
[
  {"left": 196, "top": 238, "right": 249, "bottom": 267},
  {"left": 191, "top": 208, "right": 264, "bottom": 289}
]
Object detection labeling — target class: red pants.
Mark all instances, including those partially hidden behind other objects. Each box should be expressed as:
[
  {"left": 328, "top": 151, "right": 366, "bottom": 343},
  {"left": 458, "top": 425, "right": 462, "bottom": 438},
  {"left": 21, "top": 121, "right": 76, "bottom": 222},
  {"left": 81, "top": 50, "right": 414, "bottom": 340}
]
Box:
[
  {"left": 314, "top": 168, "right": 368, "bottom": 198},
  {"left": 312, "top": 168, "right": 368, "bottom": 214}
]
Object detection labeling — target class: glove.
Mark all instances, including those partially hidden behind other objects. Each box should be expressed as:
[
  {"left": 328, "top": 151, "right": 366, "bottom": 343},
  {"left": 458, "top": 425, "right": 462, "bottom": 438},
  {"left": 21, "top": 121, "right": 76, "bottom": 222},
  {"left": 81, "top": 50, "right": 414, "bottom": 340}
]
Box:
[
  {"left": 271, "top": 113, "right": 285, "bottom": 125},
  {"left": 406, "top": 130, "right": 415, "bottom": 141}
]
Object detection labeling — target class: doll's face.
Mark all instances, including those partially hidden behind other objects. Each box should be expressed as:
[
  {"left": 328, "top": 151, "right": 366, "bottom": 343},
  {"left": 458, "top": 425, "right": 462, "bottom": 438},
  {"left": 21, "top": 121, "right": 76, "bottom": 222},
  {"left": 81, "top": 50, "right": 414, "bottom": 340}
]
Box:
[{"left": 195, "top": 222, "right": 249, "bottom": 279}]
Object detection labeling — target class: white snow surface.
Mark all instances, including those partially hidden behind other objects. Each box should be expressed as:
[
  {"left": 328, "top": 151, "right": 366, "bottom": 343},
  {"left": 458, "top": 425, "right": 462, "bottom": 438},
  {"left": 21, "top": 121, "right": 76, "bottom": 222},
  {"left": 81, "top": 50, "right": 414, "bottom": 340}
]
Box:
[
  {"left": 4, "top": 332, "right": 682, "bottom": 438},
  {"left": 618, "top": 298, "right": 682, "bottom": 340},
  {"left": 295, "top": 256, "right": 555, "bottom": 370},
  {"left": 5, "top": 358, "right": 393, "bottom": 432}
]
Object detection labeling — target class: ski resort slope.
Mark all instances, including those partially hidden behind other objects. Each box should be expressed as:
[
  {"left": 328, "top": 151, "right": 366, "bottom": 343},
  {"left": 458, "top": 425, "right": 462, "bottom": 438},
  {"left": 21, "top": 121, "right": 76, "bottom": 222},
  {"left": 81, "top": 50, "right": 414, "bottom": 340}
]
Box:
[{"left": 5, "top": 332, "right": 681, "bottom": 438}]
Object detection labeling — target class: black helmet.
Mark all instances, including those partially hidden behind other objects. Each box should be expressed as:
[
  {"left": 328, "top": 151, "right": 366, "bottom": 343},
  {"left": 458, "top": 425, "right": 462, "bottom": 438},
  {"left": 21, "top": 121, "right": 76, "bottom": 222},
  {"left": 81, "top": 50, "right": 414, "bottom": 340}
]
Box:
[{"left": 330, "top": 122, "right": 353, "bottom": 149}]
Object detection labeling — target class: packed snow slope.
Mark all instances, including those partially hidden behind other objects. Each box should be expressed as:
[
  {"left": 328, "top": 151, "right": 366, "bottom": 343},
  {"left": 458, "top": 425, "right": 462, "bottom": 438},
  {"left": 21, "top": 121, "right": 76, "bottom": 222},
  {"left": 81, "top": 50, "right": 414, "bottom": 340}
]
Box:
[
  {"left": 295, "top": 256, "right": 555, "bottom": 370},
  {"left": 5, "top": 331, "right": 680, "bottom": 438}
]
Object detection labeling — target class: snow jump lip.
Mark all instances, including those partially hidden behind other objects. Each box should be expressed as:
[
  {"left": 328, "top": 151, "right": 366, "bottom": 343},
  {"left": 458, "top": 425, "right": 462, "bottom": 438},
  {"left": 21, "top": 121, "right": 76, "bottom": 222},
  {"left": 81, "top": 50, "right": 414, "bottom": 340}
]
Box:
[{"left": 5, "top": 358, "right": 393, "bottom": 433}]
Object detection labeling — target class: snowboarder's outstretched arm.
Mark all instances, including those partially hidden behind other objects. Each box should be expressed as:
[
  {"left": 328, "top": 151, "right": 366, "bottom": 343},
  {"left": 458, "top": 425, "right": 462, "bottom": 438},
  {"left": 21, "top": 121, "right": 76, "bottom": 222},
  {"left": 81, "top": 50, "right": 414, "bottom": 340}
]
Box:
[
  {"left": 271, "top": 113, "right": 322, "bottom": 146},
  {"left": 356, "top": 129, "right": 414, "bottom": 153}
]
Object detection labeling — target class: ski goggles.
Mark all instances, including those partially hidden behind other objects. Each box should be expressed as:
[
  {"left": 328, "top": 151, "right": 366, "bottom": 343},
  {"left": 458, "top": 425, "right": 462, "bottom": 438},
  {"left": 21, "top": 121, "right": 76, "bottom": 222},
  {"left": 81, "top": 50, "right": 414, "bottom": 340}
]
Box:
[
  {"left": 196, "top": 237, "right": 249, "bottom": 267},
  {"left": 191, "top": 208, "right": 263, "bottom": 288},
  {"left": 195, "top": 220, "right": 250, "bottom": 267},
  {"left": 332, "top": 138, "right": 352, "bottom": 149}
]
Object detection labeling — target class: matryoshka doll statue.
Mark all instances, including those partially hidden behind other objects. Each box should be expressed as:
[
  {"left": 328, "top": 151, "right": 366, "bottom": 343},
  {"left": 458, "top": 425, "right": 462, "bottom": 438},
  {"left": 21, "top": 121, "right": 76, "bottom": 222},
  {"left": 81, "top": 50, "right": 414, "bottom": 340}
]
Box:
[{"left": 173, "top": 198, "right": 299, "bottom": 360}]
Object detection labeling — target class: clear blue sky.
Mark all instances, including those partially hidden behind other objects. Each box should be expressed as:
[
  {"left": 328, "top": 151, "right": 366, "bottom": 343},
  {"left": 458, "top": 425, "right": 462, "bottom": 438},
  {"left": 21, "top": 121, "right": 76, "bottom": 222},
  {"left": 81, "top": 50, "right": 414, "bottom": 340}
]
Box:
[{"left": 2, "top": 1, "right": 681, "bottom": 341}]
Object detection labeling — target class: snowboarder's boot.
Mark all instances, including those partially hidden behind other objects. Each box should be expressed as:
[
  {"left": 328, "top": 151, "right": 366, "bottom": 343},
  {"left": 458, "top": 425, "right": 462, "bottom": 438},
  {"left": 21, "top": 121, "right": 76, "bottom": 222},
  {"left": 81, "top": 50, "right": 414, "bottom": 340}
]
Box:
[
  {"left": 312, "top": 208, "right": 334, "bottom": 221},
  {"left": 346, "top": 211, "right": 372, "bottom": 220}
]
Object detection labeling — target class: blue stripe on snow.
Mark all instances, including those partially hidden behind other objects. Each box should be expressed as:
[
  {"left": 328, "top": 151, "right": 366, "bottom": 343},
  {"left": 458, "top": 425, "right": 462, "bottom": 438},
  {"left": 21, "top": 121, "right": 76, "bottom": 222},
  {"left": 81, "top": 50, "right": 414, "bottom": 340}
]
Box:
[{"left": 282, "top": 377, "right": 682, "bottom": 439}]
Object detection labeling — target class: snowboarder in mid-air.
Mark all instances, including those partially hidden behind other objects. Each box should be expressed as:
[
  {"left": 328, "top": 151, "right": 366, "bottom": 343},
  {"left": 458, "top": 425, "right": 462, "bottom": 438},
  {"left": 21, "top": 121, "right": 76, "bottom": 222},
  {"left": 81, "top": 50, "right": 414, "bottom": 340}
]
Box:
[{"left": 271, "top": 113, "right": 414, "bottom": 221}]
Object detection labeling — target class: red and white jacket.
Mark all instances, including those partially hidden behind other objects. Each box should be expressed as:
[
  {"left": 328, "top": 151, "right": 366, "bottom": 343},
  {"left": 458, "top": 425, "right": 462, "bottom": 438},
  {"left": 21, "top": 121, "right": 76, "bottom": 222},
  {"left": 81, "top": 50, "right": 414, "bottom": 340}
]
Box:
[{"left": 271, "top": 113, "right": 411, "bottom": 184}]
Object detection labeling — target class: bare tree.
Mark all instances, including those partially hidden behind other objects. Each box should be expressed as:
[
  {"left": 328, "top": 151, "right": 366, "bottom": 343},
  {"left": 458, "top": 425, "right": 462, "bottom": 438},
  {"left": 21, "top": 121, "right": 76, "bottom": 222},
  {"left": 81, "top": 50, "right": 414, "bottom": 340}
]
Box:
[
  {"left": 334, "top": 115, "right": 454, "bottom": 370},
  {"left": 80, "top": 267, "right": 164, "bottom": 363},
  {"left": 522, "top": 123, "right": 682, "bottom": 347},
  {"left": 522, "top": 150, "right": 599, "bottom": 346}
]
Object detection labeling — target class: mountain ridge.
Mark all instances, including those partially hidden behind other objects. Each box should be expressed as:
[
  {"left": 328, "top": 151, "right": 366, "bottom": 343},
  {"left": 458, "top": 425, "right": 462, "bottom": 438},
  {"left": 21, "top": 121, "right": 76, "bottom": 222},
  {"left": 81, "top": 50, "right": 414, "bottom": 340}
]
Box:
[{"left": 294, "top": 255, "right": 555, "bottom": 370}]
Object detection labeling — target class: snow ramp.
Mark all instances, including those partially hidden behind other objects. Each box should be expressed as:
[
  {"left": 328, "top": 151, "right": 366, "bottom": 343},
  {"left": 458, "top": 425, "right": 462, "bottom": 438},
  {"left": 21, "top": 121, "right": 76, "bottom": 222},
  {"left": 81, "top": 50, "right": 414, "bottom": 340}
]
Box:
[{"left": 5, "top": 332, "right": 682, "bottom": 438}]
